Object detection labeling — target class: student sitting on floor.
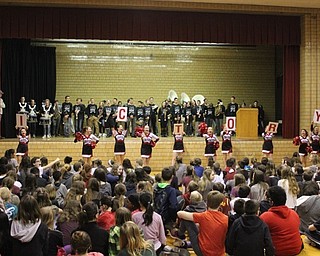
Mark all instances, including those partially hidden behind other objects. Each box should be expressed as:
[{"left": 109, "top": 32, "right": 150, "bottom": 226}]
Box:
[
  {"left": 177, "top": 191, "right": 206, "bottom": 256},
  {"left": 226, "top": 200, "right": 274, "bottom": 256},
  {"left": 177, "top": 191, "right": 228, "bottom": 256}
]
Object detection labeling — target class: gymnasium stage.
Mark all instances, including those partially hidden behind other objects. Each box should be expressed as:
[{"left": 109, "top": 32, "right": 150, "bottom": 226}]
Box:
[{"left": 0, "top": 136, "right": 298, "bottom": 172}]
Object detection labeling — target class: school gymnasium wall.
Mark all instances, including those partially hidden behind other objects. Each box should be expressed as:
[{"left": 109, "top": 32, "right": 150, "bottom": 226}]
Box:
[{"left": 44, "top": 42, "right": 276, "bottom": 123}]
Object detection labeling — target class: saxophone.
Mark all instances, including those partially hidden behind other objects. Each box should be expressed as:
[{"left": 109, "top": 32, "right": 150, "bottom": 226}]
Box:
[{"left": 215, "top": 103, "right": 222, "bottom": 117}]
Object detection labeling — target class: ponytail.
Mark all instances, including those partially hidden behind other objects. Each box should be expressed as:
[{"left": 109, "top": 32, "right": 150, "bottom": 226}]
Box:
[
  {"left": 139, "top": 192, "right": 153, "bottom": 226},
  {"left": 78, "top": 202, "right": 98, "bottom": 227}
]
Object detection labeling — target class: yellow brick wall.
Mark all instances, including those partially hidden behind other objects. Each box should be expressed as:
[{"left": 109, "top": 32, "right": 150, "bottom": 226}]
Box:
[
  {"left": 300, "top": 13, "right": 320, "bottom": 130},
  {"left": 48, "top": 43, "right": 276, "bottom": 122}
]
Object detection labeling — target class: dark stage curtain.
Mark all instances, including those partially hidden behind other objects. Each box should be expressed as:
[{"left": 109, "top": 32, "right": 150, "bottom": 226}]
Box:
[
  {"left": 1, "top": 39, "right": 56, "bottom": 138},
  {"left": 282, "top": 46, "right": 300, "bottom": 139},
  {"left": 0, "top": 6, "right": 300, "bottom": 45}
]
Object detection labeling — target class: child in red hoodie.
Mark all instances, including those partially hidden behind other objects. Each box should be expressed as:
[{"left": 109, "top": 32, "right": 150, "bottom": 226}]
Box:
[
  {"left": 260, "top": 186, "right": 303, "bottom": 256},
  {"left": 97, "top": 196, "right": 115, "bottom": 232}
]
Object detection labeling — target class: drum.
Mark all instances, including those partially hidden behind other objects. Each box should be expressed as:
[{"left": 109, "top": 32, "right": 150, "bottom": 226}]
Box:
[
  {"left": 39, "top": 116, "right": 51, "bottom": 125},
  {"left": 28, "top": 116, "right": 38, "bottom": 123}
]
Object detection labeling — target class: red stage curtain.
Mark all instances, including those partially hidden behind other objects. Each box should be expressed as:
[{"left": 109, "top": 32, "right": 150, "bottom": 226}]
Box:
[
  {"left": 0, "top": 6, "right": 300, "bottom": 45},
  {"left": 282, "top": 46, "right": 300, "bottom": 138}
]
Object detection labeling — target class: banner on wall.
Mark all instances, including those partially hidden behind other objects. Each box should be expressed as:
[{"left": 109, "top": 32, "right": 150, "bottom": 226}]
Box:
[{"left": 117, "top": 107, "right": 127, "bottom": 122}]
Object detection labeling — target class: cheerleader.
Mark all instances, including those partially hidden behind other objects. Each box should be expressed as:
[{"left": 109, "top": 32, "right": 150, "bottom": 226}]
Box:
[
  {"left": 262, "top": 126, "right": 274, "bottom": 159},
  {"left": 172, "top": 130, "right": 185, "bottom": 165},
  {"left": 221, "top": 126, "right": 233, "bottom": 163},
  {"left": 203, "top": 127, "right": 219, "bottom": 163},
  {"left": 310, "top": 122, "right": 320, "bottom": 155},
  {"left": 113, "top": 125, "right": 127, "bottom": 164},
  {"left": 293, "top": 129, "right": 310, "bottom": 167},
  {"left": 16, "top": 127, "right": 30, "bottom": 164},
  {"left": 140, "top": 125, "right": 159, "bottom": 166},
  {"left": 74, "top": 126, "right": 99, "bottom": 164}
]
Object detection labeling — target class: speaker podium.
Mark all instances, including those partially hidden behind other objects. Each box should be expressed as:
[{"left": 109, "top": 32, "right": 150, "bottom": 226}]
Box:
[{"left": 236, "top": 108, "right": 258, "bottom": 139}]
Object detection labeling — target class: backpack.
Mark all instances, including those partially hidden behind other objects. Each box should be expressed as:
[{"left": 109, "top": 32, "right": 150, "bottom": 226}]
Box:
[{"left": 154, "top": 186, "right": 169, "bottom": 216}]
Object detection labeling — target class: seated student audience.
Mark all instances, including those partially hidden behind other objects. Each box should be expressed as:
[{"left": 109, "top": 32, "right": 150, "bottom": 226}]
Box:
[
  {"left": 57, "top": 200, "right": 81, "bottom": 246},
  {"left": 211, "top": 182, "right": 231, "bottom": 215},
  {"left": 277, "top": 165, "right": 299, "bottom": 208},
  {"left": 230, "top": 184, "right": 250, "bottom": 213},
  {"left": 296, "top": 181, "right": 320, "bottom": 232},
  {"left": 118, "top": 221, "right": 156, "bottom": 256},
  {"left": 177, "top": 191, "right": 207, "bottom": 256},
  {"left": 0, "top": 197, "right": 11, "bottom": 256},
  {"left": 307, "top": 217, "right": 320, "bottom": 246},
  {"left": 249, "top": 170, "right": 269, "bottom": 202},
  {"left": 125, "top": 193, "right": 140, "bottom": 214},
  {"left": 198, "top": 169, "right": 214, "bottom": 202},
  {"left": 10, "top": 195, "right": 48, "bottom": 256},
  {"left": 178, "top": 191, "right": 228, "bottom": 256},
  {"left": 154, "top": 167, "right": 178, "bottom": 228},
  {"left": 260, "top": 186, "right": 303, "bottom": 256},
  {"left": 226, "top": 200, "right": 274, "bottom": 256},
  {"left": 70, "top": 230, "right": 104, "bottom": 256},
  {"left": 3, "top": 148, "right": 320, "bottom": 256},
  {"left": 97, "top": 196, "right": 115, "bottom": 232},
  {"left": 228, "top": 199, "right": 245, "bottom": 230},
  {"left": 40, "top": 206, "right": 63, "bottom": 256},
  {"left": 109, "top": 207, "right": 132, "bottom": 256},
  {"left": 76, "top": 201, "right": 109, "bottom": 255},
  {"left": 93, "top": 167, "right": 112, "bottom": 196},
  {"left": 132, "top": 192, "right": 166, "bottom": 254},
  {"left": 230, "top": 173, "right": 246, "bottom": 199}
]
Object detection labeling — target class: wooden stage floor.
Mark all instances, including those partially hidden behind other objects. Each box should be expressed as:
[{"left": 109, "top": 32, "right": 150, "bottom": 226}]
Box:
[{"left": 0, "top": 135, "right": 298, "bottom": 172}]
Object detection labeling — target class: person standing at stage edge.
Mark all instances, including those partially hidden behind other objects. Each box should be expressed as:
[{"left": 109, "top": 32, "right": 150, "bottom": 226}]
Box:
[
  {"left": 215, "top": 99, "right": 225, "bottom": 136},
  {"left": 0, "top": 90, "right": 5, "bottom": 138},
  {"left": 225, "top": 96, "right": 239, "bottom": 119}
]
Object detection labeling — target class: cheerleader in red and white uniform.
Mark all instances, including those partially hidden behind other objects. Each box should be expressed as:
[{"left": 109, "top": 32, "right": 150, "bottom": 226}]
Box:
[
  {"left": 221, "top": 126, "right": 233, "bottom": 163},
  {"left": 16, "top": 127, "right": 30, "bottom": 163},
  {"left": 113, "top": 125, "right": 127, "bottom": 164},
  {"left": 262, "top": 126, "right": 274, "bottom": 159},
  {"left": 310, "top": 122, "right": 320, "bottom": 155},
  {"left": 74, "top": 126, "right": 99, "bottom": 164},
  {"left": 140, "top": 125, "right": 159, "bottom": 166},
  {"left": 203, "top": 127, "right": 219, "bottom": 163},
  {"left": 172, "top": 131, "right": 185, "bottom": 165},
  {"left": 293, "top": 129, "right": 310, "bottom": 167}
]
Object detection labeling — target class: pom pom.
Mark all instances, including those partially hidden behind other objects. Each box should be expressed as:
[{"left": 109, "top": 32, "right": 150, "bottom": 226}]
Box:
[
  {"left": 293, "top": 136, "right": 300, "bottom": 146},
  {"left": 214, "top": 141, "right": 220, "bottom": 150},
  {"left": 75, "top": 132, "right": 83, "bottom": 142}
]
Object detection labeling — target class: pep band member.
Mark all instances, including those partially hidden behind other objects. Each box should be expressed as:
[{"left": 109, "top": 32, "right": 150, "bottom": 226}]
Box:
[
  {"left": 140, "top": 125, "right": 159, "bottom": 166},
  {"left": 113, "top": 125, "right": 127, "bottom": 164},
  {"left": 75, "top": 126, "right": 99, "bottom": 164}
]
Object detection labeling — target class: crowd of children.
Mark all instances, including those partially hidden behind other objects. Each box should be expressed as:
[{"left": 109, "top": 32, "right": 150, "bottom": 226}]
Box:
[{"left": 1, "top": 136, "right": 320, "bottom": 255}]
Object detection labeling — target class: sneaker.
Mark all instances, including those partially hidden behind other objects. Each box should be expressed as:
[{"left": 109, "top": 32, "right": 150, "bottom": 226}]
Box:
[
  {"left": 42, "top": 135, "right": 46, "bottom": 139},
  {"left": 47, "top": 135, "right": 51, "bottom": 139}
]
